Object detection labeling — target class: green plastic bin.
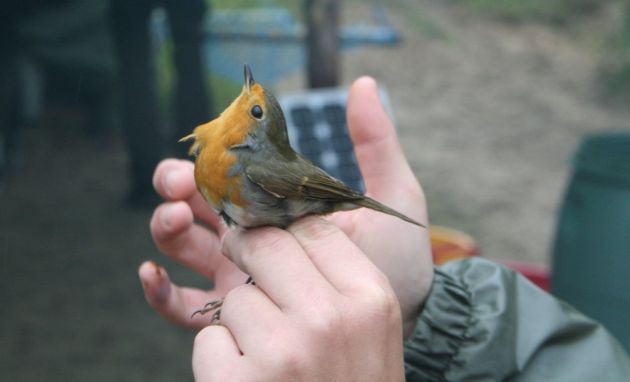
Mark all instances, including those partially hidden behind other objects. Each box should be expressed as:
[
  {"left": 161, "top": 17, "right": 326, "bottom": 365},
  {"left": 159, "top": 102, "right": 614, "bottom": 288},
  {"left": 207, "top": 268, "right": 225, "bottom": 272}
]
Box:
[{"left": 552, "top": 132, "right": 630, "bottom": 351}]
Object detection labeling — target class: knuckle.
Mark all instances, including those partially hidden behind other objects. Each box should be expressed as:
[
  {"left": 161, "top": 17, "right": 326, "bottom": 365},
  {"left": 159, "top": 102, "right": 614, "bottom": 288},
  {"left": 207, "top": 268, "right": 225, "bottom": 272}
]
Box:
[
  {"left": 303, "top": 304, "right": 344, "bottom": 338},
  {"left": 354, "top": 273, "right": 401, "bottom": 325},
  {"left": 363, "top": 284, "right": 401, "bottom": 324},
  {"left": 272, "top": 347, "right": 305, "bottom": 378},
  {"left": 373, "top": 286, "right": 399, "bottom": 313},
  {"left": 258, "top": 331, "right": 306, "bottom": 379}
]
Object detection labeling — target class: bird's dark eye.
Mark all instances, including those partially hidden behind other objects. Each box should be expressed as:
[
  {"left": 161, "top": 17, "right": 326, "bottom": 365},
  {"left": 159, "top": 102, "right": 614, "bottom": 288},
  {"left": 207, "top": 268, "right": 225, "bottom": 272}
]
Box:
[{"left": 251, "top": 105, "right": 263, "bottom": 119}]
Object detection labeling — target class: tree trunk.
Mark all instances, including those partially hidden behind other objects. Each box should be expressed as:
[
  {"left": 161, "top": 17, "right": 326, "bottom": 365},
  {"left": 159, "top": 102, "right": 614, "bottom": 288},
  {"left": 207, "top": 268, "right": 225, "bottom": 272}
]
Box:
[{"left": 304, "top": 0, "right": 340, "bottom": 88}]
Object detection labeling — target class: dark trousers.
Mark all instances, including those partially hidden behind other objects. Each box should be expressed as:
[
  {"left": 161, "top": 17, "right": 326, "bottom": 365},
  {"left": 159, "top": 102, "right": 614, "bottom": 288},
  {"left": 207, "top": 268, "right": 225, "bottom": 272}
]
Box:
[{"left": 110, "top": 0, "right": 211, "bottom": 196}]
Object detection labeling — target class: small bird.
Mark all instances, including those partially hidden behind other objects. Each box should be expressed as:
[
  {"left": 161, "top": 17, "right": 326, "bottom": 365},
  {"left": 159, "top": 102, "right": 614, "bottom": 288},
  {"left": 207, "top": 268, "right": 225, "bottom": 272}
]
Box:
[
  {"left": 181, "top": 65, "right": 424, "bottom": 322},
  {"left": 181, "top": 64, "right": 424, "bottom": 230}
]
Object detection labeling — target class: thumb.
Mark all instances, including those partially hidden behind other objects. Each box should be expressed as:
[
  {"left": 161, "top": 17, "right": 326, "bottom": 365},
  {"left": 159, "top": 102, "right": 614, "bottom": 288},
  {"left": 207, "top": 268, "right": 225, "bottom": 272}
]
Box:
[{"left": 346, "top": 77, "right": 422, "bottom": 200}]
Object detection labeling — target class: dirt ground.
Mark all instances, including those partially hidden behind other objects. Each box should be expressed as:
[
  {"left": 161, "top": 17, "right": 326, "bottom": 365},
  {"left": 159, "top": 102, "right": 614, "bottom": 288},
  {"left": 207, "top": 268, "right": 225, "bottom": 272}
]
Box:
[{"left": 1, "top": 1, "right": 629, "bottom": 380}]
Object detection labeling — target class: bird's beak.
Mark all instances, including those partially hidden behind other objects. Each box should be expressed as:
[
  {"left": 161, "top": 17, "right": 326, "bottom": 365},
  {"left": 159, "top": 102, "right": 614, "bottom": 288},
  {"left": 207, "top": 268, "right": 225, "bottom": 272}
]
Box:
[{"left": 244, "top": 64, "right": 255, "bottom": 93}]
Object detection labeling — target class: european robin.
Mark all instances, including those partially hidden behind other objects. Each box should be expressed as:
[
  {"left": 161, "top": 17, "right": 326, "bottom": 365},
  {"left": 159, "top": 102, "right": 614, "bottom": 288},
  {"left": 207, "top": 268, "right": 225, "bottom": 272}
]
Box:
[
  {"left": 180, "top": 64, "right": 424, "bottom": 229},
  {"left": 181, "top": 65, "right": 424, "bottom": 321}
]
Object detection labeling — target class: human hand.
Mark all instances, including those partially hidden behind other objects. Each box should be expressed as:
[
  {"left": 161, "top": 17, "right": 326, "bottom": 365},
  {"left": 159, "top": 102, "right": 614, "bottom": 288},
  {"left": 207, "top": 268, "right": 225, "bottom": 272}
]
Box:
[
  {"left": 139, "top": 77, "right": 433, "bottom": 335},
  {"left": 328, "top": 77, "right": 432, "bottom": 335},
  {"left": 139, "top": 158, "right": 248, "bottom": 328},
  {"left": 192, "top": 217, "right": 405, "bottom": 381}
]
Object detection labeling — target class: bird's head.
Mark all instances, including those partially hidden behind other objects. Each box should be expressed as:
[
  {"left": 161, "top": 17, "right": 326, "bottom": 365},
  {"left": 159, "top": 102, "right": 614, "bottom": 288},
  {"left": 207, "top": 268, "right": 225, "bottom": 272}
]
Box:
[{"left": 180, "top": 64, "right": 291, "bottom": 157}]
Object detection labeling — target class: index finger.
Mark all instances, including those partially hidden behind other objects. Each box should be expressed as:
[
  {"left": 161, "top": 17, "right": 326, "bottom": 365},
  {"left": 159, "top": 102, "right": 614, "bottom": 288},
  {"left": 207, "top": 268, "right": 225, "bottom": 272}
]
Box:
[
  {"left": 287, "top": 217, "right": 391, "bottom": 296},
  {"left": 221, "top": 226, "right": 338, "bottom": 310}
]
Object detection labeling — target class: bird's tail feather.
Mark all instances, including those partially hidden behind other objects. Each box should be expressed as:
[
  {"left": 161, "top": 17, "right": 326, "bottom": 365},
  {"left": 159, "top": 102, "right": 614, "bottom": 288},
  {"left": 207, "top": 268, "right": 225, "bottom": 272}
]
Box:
[{"left": 356, "top": 197, "right": 425, "bottom": 228}]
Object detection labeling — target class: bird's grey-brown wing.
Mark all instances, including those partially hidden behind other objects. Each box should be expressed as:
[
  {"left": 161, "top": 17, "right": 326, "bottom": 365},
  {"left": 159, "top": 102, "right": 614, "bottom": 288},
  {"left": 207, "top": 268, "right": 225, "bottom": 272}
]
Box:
[
  {"left": 245, "top": 155, "right": 424, "bottom": 227},
  {"left": 244, "top": 156, "right": 363, "bottom": 201}
]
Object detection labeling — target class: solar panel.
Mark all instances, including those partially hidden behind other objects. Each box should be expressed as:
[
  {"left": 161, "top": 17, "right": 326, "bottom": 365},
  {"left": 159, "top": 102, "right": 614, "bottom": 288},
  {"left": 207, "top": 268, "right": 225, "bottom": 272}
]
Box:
[{"left": 279, "top": 87, "right": 393, "bottom": 194}]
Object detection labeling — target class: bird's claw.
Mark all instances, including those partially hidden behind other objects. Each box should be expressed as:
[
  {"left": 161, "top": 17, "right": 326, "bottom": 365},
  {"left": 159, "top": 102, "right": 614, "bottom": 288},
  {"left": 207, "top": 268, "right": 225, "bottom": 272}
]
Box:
[
  {"left": 191, "top": 278, "right": 253, "bottom": 325},
  {"left": 191, "top": 298, "right": 224, "bottom": 325}
]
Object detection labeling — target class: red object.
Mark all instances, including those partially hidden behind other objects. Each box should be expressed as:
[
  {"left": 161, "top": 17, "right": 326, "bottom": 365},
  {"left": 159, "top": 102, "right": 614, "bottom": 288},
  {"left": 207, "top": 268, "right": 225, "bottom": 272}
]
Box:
[
  {"left": 429, "top": 226, "right": 551, "bottom": 291},
  {"left": 430, "top": 226, "right": 478, "bottom": 265},
  {"left": 500, "top": 260, "right": 551, "bottom": 291}
]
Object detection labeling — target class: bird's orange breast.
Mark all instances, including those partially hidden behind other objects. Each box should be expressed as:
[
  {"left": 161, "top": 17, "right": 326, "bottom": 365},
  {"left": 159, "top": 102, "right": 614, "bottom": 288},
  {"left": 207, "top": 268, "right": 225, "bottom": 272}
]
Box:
[
  {"left": 193, "top": 112, "right": 251, "bottom": 208},
  {"left": 190, "top": 83, "right": 268, "bottom": 209}
]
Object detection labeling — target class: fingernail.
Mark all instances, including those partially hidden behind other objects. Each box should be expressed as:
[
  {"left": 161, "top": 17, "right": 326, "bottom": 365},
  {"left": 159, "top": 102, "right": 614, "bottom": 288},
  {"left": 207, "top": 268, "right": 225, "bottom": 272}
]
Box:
[
  {"left": 164, "top": 170, "right": 181, "bottom": 198},
  {"left": 139, "top": 261, "right": 170, "bottom": 306},
  {"left": 151, "top": 262, "right": 171, "bottom": 304},
  {"left": 150, "top": 260, "right": 161, "bottom": 276},
  {"left": 361, "top": 76, "right": 378, "bottom": 91}
]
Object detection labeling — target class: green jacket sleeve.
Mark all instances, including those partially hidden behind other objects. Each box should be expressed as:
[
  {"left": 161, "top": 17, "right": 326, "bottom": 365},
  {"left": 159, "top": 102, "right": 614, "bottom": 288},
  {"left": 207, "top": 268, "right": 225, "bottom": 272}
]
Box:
[{"left": 404, "top": 257, "right": 630, "bottom": 381}]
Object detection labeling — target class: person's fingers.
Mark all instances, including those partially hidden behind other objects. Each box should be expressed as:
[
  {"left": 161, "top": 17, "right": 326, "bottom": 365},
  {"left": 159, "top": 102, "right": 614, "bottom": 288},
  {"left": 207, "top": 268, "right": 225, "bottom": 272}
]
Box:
[
  {"left": 221, "top": 226, "right": 337, "bottom": 310},
  {"left": 346, "top": 77, "right": 422, "bottom": 201},
  {"left": 193, "top": 325, "right": 242, "bottom": 381},
  {"left": 150, "top": 201, "right": 225, "bottom": 280},
  {"left": 287, "top": 216, "right": 389, "bottom": 296},
  {"left": 152, "top": 158, "right": 224, "bottom": 231},
  {"left": 153, "top": 159, "right": 196, "bottom": 200},
  {"left": 138, "top": 261, "right": 222, "bottom": 329},
  {"left": 219, "top": 284, "right": 283, "bottom": 355}
]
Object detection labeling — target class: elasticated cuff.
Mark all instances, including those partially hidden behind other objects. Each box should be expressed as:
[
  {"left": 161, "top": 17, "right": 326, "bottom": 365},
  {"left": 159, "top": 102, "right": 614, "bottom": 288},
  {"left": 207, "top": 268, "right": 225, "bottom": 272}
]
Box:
[{"left": 403, "top": 267, "right": 473, "bottom": 381}]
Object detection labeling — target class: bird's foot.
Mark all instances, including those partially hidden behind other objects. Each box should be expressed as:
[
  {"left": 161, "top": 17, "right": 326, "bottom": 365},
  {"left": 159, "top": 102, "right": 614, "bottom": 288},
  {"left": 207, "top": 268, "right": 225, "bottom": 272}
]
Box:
[
  {"left": 191, "top": 298, "right": 224, "bottom": 325},
  {"left": 191, "top": 278, "right": 254, "bottom": 325}
]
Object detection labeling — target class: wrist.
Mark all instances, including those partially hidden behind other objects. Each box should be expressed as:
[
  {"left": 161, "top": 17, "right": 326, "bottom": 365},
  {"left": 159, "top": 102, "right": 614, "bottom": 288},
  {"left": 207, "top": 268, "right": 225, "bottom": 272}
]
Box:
[
  {"left": 402, "top": 298, "right": 427, "bottom": 338},
  {"left": 401, "top": 270, "right": 435, "bottom": 339}
]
